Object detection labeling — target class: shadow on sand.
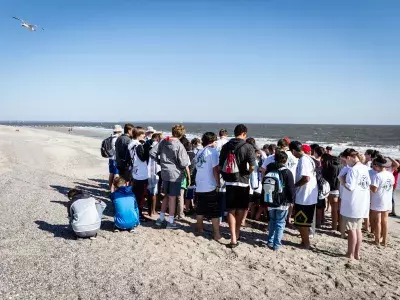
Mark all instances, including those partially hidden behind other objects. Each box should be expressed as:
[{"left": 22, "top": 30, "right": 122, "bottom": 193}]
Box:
[{"left": 34, "top": 220, "right": 76, "bottom": 240}]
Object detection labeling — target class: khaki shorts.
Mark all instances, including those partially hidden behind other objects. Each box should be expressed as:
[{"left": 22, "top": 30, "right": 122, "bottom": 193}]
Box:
[{"left": 341, "top": 216, "right": 363, "bottom": 231}]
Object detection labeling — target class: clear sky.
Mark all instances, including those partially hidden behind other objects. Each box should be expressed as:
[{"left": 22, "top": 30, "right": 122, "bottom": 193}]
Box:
[{"left": 1, "top": 0, "right": 399, "bottom": 124}]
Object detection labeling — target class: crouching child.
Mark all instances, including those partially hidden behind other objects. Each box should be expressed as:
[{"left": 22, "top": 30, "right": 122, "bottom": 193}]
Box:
[
  {"left": 67, "top": 189, "right": 106, "bottom": 240},
  {"left": 111, "top": 177, "right": 140, "bottom": 232}
]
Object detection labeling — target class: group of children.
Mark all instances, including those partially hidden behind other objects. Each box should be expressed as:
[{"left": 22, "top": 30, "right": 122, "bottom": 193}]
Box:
[{"left": 67, "top": 123, "right": 399, "bottom": 259}]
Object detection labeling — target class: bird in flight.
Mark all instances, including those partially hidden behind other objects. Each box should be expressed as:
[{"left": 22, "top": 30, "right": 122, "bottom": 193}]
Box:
[{"left": 13, "top": 17, "right": 44, "bottom": 31}]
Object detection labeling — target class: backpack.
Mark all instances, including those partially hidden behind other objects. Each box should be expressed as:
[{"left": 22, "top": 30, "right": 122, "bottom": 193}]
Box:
[
  {"left": 221, "top": 143, "right": 245, "bottom": 182},
  {"left": 310, "top": 157, "right": 331, "bottom": 200},
  {"left": 262, "top": 167, "right": 287, "bottom": 207},
  {"left": 101, "top": 136, "right": 115, "bottom": 158}
]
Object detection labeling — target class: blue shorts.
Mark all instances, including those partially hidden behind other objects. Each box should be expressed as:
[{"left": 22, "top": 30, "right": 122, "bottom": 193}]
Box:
[
  {"left": 108, "top": 159, "right": 119, "bottom": 175},
  {"left": 185, "top": 187, "right": 195, "bottom": 200},
  {"left": 163, "top": 181, "right": 181, "bottom": 197}
]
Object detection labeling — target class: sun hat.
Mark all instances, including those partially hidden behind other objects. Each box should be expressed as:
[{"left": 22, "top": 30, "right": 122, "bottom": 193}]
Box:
[
  {"left": 302, "top": 144, "right": 312, "bottom": 154},
  {"left": 113, "top": 125, "right": 123, "bottom": 133},
  {"left": 146, "top": 126, "right": 156, "bottom": 133}
]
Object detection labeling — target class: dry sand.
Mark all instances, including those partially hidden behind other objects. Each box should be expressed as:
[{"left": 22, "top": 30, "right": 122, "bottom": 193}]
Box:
[{"left": 0, "top": 125, "right": 400, "bottom": 300}]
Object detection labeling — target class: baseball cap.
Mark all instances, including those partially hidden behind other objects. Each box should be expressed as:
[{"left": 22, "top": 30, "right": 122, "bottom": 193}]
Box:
[{"left": 302, "top": 144, "right": 312, "bottom": 154}]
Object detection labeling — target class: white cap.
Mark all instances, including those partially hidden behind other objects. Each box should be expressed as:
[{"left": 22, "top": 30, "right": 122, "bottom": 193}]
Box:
[
  {"left": 146, "top": 126, "right": 156, "bottom": 133},
  {"left": 113, "top": 125, "right": 123, "bottom": 133}
]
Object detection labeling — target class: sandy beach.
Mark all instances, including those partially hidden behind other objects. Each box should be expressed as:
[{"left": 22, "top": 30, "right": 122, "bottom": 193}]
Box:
[{"left": 1, "top": 125, "right": 400, "bottom": 300}]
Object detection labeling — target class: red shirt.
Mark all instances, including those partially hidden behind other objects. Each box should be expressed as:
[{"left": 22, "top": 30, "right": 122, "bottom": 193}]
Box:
[{"left": 394, "top": 170, "right": 399, "bottom": 189}]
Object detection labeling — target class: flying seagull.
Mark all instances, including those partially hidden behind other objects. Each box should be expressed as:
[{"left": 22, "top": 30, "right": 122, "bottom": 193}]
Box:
[{"left": 13, "top": 17, "right": 44, "bottom": 31}]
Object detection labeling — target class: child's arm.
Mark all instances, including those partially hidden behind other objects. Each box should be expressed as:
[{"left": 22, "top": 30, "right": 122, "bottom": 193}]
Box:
[{"left": 185, "top": 167, "right": 191, "bottom": 187}]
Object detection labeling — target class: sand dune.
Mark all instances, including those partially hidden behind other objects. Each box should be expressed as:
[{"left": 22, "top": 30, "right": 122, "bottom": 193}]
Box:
[{"left": 0, "top": 125, "right": 399, "bottom": 300}]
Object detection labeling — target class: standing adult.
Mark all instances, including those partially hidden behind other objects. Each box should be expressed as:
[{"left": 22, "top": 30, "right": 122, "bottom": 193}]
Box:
[
  {"left": 289, "top": 141, "right": 318, "bottom": 249},
  {"left": 339, "top": 149, "right": 371, "bottom": 260},
  {"left": 150, "top": 125, "right": 190, "bottom": 229},
  {"left": 108, "top": 125, "right": 123, "bottom": 192},
  {"left": 215, "top": 129, "right": 229, "bottom": 153},
  {"left": 145, "top": 126, "right": 156, "bottom": 141},
  {"left": 115, "top": 123, "right": 135, "bottom": 183},
  {"left": 219, "top": 124, "right": 255, "bottom": 248},
  {"left": 391, "top": 161, "right": 399, "bottom": 217}
]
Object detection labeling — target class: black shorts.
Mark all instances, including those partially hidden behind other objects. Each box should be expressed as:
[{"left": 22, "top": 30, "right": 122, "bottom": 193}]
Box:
[
  {"left": 118, "top": 168, "right": 131, "bottom": 182},
  {"left": 226, "top": 185, "right": 250, "bottom": 211},
  {"left": 132, "top": 179, "right": 148, "bottom": 207},
  {"left": 316, "top": 199, "right": 326, "bottom": 209},
  {"left": 294, "top": 204, "right": 316, "bottom": 227},
  {"left": 250, "top": 192, "right": 262, "bottom": 204},
  {"left": 196, "top": 190, "right": 220, "bottom": 218}
]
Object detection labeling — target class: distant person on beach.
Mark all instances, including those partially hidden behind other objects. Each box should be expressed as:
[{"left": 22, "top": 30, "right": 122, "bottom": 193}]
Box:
[
  {"left": 321, "top": 153, "right": 341, "bottom": 231},
  {"left": 264, "top": 151, "right": 295, "bottom": 251},
  {"left": 129, "top": 126, "right": 150, "bottom": 222},
  {"left": 150, "top": 124, "right": 190, "bottom": 229},
  {"left": 145, "top": 133, "right": 162, "bottom": 217},
  {"left": 220, "top": 124, "right": 255, "bottom": 248},
  {"left": 339, "top": 149, "right": 371, "bottom": 260},
  {"left": 108, "top": 125, "right": 123, "bottom": 192},
  {"left": 67, "top": 189, "right": 106, "bottom": 240},
  {"left": 176, "top": 136, "right": 193, "bottom": 220},
  {"left": 215, "top": 129, "right": 229, "bottom": 153},
  {"left": 115, "top": 123, "right": 135, "bottom": 183},
  {"left": 369, "top": 156, "right": 395, "bottom": 246},
  {"left": 191, "top": 138, "right": 203, "bottom": 155},
  {"left": 289, "top": 141, "right": 318, "bottom": 249},
  {"left": 268, "top": 144, "right": 277, "bottom": 157},
  {"left": 391, "top": 162, "right": 399, "bottom": 217},
  {"left": 326, "top": 146, "right": 333, "bottom": 155},
  {"left": 261, "top": 144, "right": 269, "bottom": 161},
  {"left": 145, "top": 126, "right": 156, "bottom": 141},
  {"left": 111, "top": 177, "right": 140, "bottom": 232},
  {"left": 364, "top": 149, "right": 380, "bottom": 168},
  {"left": 313, "top": 146, "right": 327, "bottom": 228},
  {"left": 195, "top": 132, "right": 221, "bottom": 240}
]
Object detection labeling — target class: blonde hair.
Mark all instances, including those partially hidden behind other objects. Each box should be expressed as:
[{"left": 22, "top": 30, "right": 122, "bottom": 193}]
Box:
[
  {"left": 113, "top": 177, "right": 126, "bottom": 188},
  {"left": 172, "top": 124, "right": 186, "bottom": 138}
]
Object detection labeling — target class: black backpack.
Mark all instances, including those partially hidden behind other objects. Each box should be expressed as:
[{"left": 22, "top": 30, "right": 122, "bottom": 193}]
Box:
[{"left": 101, "top": 136, "right": 115, "bottom": 158}]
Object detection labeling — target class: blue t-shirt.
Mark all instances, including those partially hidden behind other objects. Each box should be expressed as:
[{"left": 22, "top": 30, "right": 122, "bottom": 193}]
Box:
[{"left": 111, "top": 186, "right": 140, "bottom": 229}]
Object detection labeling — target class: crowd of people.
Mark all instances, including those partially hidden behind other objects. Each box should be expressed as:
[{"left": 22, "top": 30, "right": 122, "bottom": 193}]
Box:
[{"left": 67, "top": 123, "right": 400, "bottom": 259}]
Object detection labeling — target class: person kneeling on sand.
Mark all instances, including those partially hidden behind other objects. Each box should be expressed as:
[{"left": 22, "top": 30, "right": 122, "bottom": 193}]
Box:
[
  {"left": 67, "top": 189, "right": 106, "bottom": 240},
  {"left": 111, "top": 177, "right": 140, "bottom": 232},
  {"left": 195, "top": 132, "right": 221, "bottom": 240}
]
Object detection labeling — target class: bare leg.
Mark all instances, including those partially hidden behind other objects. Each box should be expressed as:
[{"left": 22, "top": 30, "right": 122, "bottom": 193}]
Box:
[
  {"left": 211, "top": 218, "right": 221, "bottom": 240},
  {"left": 241, "top": 208, "right": 249, "bottom": 226},
  {"left": 235, "top": 209, "right": 246, "bottom": 241},
  {"left": 287, "top": 204, "right": 293, "bottom": 224},
  {"left": 374, "top": 212, "right": 382, "bottom": 245},
  {"left": 255, "top": 205, "right": 265, "bottom": 221},
  {"left": 381, "top": 211, "right": 389, "bottom": 246},
  {"left": 298, "top": 227, "right": 310, "bottom": 249},
  {"left": 196, "top": 215, "right": 204, "bottom": 233},
  {"left": 168, "top": 196, "right": 177, "bottom": 222},
  {"left": 150, "top": 195, "right": 157, "bottom": 216},
  {"left": 316, "top": 208, "right": 324, "bottom": 228},
  {"left": 329, "top": 195, "right": 339, "bottom": 231},
  {"left": 160, "top": 194, "right": 169, "bottom": 214},
  {"left": 108, "top": 173, "right": 114, "bottom": 191},
  {"left": 355, "top": 229, "right": 362, "bottom": 260},
  {"left": 347, "top": 229, "right": 357, "bottom": 259},
  {"left": 228, "top": 210, "right": 237, "bottom": 244}
]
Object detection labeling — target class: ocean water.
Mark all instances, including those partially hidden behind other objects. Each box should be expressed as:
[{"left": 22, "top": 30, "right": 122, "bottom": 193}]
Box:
[{"left": 2, "top": 121, "right": 400, "bottom": 158}]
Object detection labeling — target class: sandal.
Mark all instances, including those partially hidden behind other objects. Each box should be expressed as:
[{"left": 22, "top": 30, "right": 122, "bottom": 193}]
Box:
[{"left": 226, "top": 242, "right": 239, "bottom": 249}]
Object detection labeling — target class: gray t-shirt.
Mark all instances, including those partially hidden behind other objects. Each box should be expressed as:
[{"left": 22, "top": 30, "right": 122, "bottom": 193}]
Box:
[
  {"left": 70, "top": 197, "right": 106, "bottom": 233},
  {"left": 149, "top": 138, "right": 190, "bottom": 182}
]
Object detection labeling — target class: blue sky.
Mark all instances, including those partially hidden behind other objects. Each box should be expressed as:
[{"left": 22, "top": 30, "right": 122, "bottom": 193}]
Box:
[{"left": 1, "top": 0, "right": 399, "bottom": 124}]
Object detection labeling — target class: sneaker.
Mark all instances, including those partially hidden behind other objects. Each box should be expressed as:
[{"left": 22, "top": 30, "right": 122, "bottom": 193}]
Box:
[
  {"left": 89, "top": 234, "right": 97, "bottom": 240},
  {"left": 166, "top": 222, "right": 179, "bottom": 230},
  {"left": 128, "top": 228, "right": 135, "bottom": 233},
  {"left": 155, "top": 218, "right": 167, "bottom": 227}
]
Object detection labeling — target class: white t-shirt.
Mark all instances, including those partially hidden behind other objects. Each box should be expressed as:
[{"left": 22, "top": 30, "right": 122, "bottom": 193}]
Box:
[
  {"left": 340, "top": 162, "right": 371, "bottom": 218},
  {"left": 261, "top": 150, "right": 298, "bottom": 180},
  {"left": 111, "top": 134, "right": 119, "bottom": 160},
  {"left": 215, "top": 137, "right": 229, "bottom": 153},
  {"left": 195, "top": 146, "right": 219, "bottom": 193},
  {"left": 370, "top": 170, "right": 394, "bottom": 212},
  {"left": 338, "top": 165, "right": 351, "bottom": 197},
  {"left": 129, "top": 140, "right": 148, "bottom": 180},
  {"left": 295, "top": 155, "right": 318, "bottom": 205}
]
